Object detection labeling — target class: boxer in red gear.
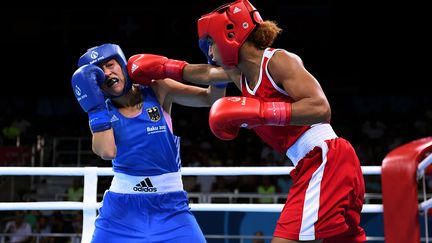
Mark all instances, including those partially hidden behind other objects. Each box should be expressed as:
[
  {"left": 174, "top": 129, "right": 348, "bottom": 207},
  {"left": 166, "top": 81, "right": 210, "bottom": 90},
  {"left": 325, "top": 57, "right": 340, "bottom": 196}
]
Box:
[{"left": 128, "top": 1, "right": 366, "bottom": 242}]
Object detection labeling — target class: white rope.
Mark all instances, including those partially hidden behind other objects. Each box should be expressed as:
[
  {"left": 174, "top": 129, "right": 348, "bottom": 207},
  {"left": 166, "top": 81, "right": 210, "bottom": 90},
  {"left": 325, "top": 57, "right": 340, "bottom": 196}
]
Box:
[
  {"left": 423, "top": 175, "right": 430, "bottom": 243},
  {"left": 183, "top": 166, "right": 382, "bottom": 175},
  {"left": 0, "top": 166, "right": 382, "bottom": 176},
  {"left": 191, "top": 203, "right": 382, "bottom": 213},
  {"left": 0, "top": 201, "right": 87, "bottom": 210},
  {"left": 0, "top": 167, "right": 113, "bottom": 176},
  {"left": 420, "top": 198, "right": 432, "bottom": 211},
  {"left": 0, "top": 166, "right": 384, "bottom": 214},
  {"left": 182, "top": 166, "right": 294, "bottom": 175},
  {"left": 360, "top": 166, "right": 382, "bottom": 175},
  {"left": 0, "top": 202, "right": 383, "bottom": 213},
  {"left": 418, "top": 153, "right": 432, "bottom": 180},
  {"left": 416, "top": 152, "right": 432, "bottom": 243}
]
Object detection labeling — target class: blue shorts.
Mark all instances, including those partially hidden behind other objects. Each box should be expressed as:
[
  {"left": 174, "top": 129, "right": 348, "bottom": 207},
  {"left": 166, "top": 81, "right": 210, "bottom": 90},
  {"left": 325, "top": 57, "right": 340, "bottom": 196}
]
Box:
[{"left": 91, "top": 190, "right": 206, "bottom": 243}]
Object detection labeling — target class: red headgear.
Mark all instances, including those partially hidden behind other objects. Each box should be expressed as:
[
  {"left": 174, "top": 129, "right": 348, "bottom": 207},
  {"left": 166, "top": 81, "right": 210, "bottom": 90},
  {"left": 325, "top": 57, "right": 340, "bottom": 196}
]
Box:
[{"left": 198, "top": 0, "right": 263, "bottom": 67}]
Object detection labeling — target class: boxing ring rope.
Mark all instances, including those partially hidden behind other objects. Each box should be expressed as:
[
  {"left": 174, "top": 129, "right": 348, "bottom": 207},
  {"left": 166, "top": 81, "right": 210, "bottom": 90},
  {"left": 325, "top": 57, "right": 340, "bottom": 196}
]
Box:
[
  {"left": 419, "top": 153, "right": 432, "bottom": 210},
  {"left": 418, "top": 153, "right": 432, "bottom": 180},
  {"left": 0, "top": 166, "right": 382, "bottom": 242}
]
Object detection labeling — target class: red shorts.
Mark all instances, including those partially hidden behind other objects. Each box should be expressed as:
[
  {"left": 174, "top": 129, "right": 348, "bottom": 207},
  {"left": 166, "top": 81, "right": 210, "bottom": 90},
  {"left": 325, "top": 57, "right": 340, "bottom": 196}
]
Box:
[{"left": 274, "top": 138, "right": 366, "bottom": 242}]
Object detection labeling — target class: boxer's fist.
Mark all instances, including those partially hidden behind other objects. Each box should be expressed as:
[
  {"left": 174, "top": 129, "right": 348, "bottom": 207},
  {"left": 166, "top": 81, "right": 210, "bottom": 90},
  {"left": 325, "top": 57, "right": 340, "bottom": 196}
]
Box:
[
  {"left": 209, "top": 97, "right": 292, "bottom": 140},
  {"left": 127, "top": 54, "right": 188, "bottom": 85},
  {"left": 71, "top": 65, "right": 106, "bottom": 113},
  {"left": 71, "top": 65, "right": 111, "bottom": 133}
]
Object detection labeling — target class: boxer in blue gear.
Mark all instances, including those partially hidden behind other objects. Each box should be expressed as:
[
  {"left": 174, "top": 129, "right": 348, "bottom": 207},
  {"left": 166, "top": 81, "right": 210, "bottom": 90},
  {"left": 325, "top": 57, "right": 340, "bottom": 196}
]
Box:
[{"left": 71, "top": 43, "right": 226, "bottom": 243}]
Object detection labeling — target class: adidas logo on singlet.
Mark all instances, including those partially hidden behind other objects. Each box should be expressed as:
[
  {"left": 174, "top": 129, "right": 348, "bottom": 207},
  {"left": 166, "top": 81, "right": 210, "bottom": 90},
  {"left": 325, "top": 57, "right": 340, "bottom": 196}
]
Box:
[
  {"left": 133, "top": 178, "right": 157, "bottom": 192},
  {"left": 110, "top": 115, "right": 119, "bottom": 123}
]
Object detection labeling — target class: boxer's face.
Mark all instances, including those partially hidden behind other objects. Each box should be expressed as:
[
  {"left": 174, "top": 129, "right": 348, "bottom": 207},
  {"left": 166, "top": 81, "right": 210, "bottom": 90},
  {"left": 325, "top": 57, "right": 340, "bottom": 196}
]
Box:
[
  {"left": 208, "top": 37, "right": 223, "bottom": 67},
  {"left": 99, "top": 59, "right": 126, "bottom": 96}
]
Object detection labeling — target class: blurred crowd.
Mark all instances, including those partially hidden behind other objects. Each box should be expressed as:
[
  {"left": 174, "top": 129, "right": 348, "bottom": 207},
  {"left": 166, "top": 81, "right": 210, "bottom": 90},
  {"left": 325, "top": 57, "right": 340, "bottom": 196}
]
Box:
[
  {"left": 1, "top": 94, "right": 431, "bottom": 193},
  {"left": 0, "top": 94, "right": 431, "bottom": 242}
]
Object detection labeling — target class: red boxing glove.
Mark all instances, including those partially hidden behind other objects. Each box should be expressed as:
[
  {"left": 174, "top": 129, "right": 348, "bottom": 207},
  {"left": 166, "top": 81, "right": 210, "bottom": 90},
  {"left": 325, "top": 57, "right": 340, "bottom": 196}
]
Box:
[
  {"left": 127, "top": 54, "right": 188, "bottom": 85},
  {"left": 209, "top": 96, "right": 292, "bottom": 140}
]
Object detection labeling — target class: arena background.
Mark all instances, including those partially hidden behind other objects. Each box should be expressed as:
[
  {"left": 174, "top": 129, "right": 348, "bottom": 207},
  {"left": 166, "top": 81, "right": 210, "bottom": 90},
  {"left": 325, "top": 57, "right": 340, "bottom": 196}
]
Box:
[
  {"left": 0, "top": 1, "right": 430, "bottom": 242},
  {"left": 1, "top": 0, "right": 428, "bottom": 163},
  {"left": 1, "top": 0, "right": 428, "bottom": 124}
]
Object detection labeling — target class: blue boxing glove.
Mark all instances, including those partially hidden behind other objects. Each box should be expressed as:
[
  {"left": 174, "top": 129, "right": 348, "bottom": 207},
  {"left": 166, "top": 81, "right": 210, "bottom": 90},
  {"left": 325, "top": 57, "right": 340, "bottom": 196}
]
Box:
[
  {"left": 71, "top": 64, "right": 111, "bottom": 133},
  {"left": 198, "top": 38, "right": 228, "bottom": 89},
  {"left": 199, "top": 38, "right": 217, "bottom": 66}
]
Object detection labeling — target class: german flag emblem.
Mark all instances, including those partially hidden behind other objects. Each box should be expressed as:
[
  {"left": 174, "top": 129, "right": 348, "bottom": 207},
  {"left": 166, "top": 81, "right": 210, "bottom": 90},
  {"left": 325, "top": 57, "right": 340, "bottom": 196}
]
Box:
[{"left": 146, "top": 106, "right": 161, "bottom": 122}]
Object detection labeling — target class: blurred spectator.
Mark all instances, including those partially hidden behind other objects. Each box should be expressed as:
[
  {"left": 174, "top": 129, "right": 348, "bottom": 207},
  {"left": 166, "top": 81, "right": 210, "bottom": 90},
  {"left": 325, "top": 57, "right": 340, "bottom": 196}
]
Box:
[
  {"left": 236, "top": 176, "right": 258, "bottom": 193},
  {"left": 50, "top": 211, "right": 74, "bottom": 243},
  {"left": 212, "top": 177, "right": 230, "bottom": 193},
  {"left": 71, "top": 212, "right": 82, "bottom": 243},
  {"left": 33, "top": 215, "right": 53, "bottom": 243},
  {"left": 196, "top": 175, "right": 216, "bottom": 194},
  {"left": 2, "top": 123, "right": 20, "bottom": 146},
  {"left": 211, "top": 177, "right": 231, "bottom": 203},
  {"left": 257, "top": 176, "right": 276, "bottom": 203},
  {"left": 260, "top": 144, "right": 285, "bottom": 165},
  {"left": 276, "top": 175, "right": 292, "bottom": 194},
  {"left": 67, "top": 179, "right": 83, "bottom": 201},
  {"left": 183, "top": 176, "right": 199, "bottom": 192},
  {"left": 1, "top": 117, "right": 32, "bottom": 146},
  {"left": 361, "top": 119, "right": 386, "bottom": 143},
  {"left": 3, "top": 211, "right": 32, "bottom": 243},
  {"left": 208, "top": 152, "right": 223, "bottom": 166},
  {"left": 252, "top": 230, "right": 265, "bottom": 243},
  {"left": 24, "top": 210, "right": 39, "bottom": 232}
]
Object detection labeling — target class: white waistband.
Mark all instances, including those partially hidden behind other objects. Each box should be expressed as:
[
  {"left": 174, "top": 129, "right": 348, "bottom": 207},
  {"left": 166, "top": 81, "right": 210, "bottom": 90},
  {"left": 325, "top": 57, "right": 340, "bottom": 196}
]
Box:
[
  {"left": 286, "top": 123, "right": 337, "bottom": 166},
  {"left": 109, "top": 172, "right": 183, "bottom": 194}
]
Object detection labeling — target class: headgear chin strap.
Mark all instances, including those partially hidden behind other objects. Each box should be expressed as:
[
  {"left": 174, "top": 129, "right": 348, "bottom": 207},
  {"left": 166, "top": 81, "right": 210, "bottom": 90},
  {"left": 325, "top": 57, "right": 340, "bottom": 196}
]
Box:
[
  {"left": 78, "top": 43, "right": 132, "bottom": 98},
  {"left": 198, "top": 0, "right": 263, "bottom": 67}
]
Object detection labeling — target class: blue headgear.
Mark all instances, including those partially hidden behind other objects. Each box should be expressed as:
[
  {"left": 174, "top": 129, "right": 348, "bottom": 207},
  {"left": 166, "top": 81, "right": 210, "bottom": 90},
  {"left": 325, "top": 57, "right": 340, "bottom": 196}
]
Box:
[{"left": 78, "top": 43, "right": 132, "bottom": 97}]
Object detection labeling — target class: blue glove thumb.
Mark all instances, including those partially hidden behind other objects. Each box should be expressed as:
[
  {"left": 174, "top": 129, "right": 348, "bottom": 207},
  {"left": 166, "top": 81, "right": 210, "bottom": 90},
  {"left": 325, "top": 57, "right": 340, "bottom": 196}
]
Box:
[
  {"left": 199, "top": 38, "right": 228, "bottom": 88},
  {"left": 199, "top": 38, "right": 218, "bottom": 66}
]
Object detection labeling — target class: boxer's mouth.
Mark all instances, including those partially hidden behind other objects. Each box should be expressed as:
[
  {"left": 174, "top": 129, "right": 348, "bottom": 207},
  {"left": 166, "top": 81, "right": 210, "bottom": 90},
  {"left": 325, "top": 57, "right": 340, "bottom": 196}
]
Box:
[{"left": 106, "top": 78, "right": 119, "bottom": 88}]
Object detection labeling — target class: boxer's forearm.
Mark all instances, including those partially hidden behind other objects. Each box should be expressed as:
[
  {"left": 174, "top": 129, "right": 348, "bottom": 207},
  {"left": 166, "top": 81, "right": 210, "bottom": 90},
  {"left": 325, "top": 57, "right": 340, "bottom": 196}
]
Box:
[{"left": 183, "top": 64, "right": 231, "bottom": 85}]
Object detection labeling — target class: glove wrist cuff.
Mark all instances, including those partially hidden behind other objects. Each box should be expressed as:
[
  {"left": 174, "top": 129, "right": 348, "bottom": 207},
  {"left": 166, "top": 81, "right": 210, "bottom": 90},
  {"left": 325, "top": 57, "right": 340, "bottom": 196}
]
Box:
[
  {"left": 262, "top": 102, "right": 292, "bottom": 126},
  {"left": 165, "top": 60, "right": 188, "bottom": 81},
  {"left": 88, "top": 109, "right": 112, "bottom": 133},
  {"left": 212, "top": 83, "right": 228, "bottom": 88}
]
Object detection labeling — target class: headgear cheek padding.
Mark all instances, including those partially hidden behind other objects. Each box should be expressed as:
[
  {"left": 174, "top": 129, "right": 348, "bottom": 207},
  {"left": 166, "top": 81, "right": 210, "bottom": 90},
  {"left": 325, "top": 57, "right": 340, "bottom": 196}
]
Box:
[
  {"left": 198, "top": 0, "right": 263, "bottom": 67},
  {"left": 78, "top": 43, "right": 132, "bottom": 97}
]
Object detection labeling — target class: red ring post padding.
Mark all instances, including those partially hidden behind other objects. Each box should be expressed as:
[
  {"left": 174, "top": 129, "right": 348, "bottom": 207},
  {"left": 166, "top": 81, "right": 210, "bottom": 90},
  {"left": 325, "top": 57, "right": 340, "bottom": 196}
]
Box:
[{"left": 381, "top": 137, "right": 432, "bottom": 243}]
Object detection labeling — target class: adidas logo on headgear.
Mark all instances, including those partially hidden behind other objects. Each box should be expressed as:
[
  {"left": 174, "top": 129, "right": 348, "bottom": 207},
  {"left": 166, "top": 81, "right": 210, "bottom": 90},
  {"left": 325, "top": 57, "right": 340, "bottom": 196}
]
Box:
[{"left": 133, "top": 178, "right": 157, "bottom": 192}]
